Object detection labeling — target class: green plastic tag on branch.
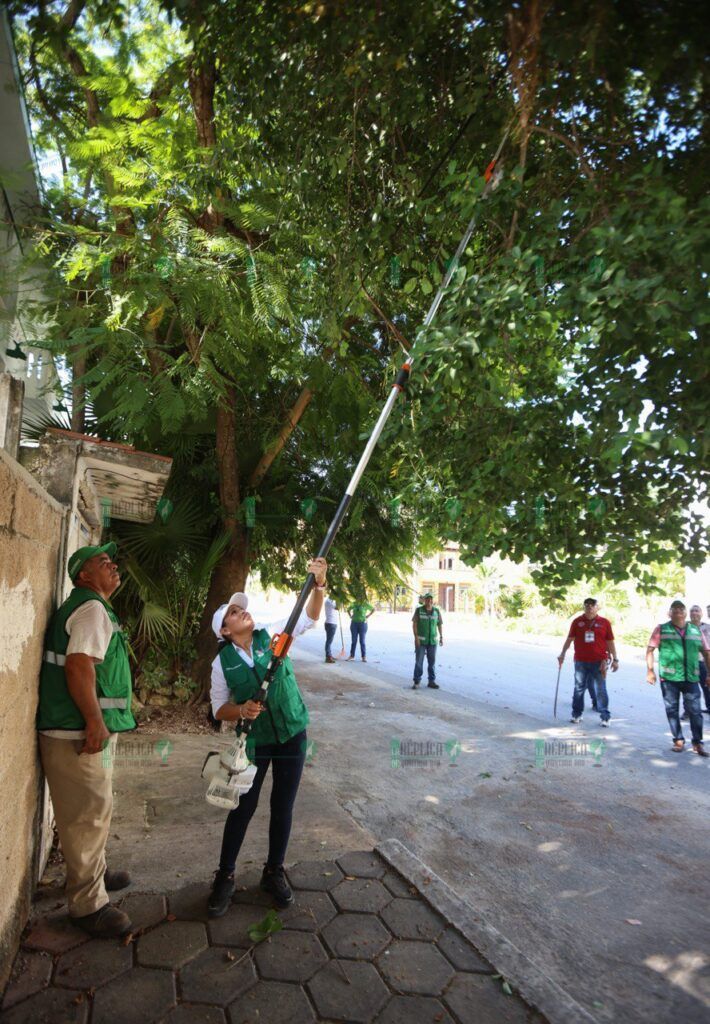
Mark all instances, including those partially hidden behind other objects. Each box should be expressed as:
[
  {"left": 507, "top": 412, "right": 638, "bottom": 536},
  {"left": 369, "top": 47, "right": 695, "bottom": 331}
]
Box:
[
  {"left": 156, "top": 497, "right": 173, "bottom": 524},
  {"left": 534, "top": 496, "right": 545, "bottom": 527},
  {"left": 101, "top": 498, "right": 111, "bottom": 528},
  {"left": 445, "top": 498, "right": 462, "bottom": 523},
  {"left": 100, "top": 256, "right": 111, "bottom": 290},
  {"left": 588, "top": 497, "right": 606, "bottom": 519},
  {"left": 300, "top": 497, "right": 317, "bottom": 522},
  {"left": 300, "top": 257, "right": 317, "bottom": 281},
  {"left": 244, "top": 496, "right": 256, "bottom": 527},
  {"left": 155, "top": 256, "right": 174, "bottom": 280},
  {"left": 533, "top": 255, "right": 545, "bottom": 289},
  {"left": 589, "top": 256, "right": 604, "bottom": 282},
  {"left": 246, "top": 254, "right": 257, "bottom": 286},
  {"left": 389, "top": 256, "right": 401, "bottom": 289},
  {"left": 389, "top": 498, "right": 401, "bottom": 526}
]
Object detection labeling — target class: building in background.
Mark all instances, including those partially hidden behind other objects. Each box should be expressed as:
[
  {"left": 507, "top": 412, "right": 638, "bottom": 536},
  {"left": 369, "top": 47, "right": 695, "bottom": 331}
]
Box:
[{"left": 393, "top": 542, "right": 480, "bottom": 613}]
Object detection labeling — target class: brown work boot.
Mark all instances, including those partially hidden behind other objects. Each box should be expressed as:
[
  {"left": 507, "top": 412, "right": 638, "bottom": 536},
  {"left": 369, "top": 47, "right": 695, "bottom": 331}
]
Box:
[
  {"left": 692, "top": 742, "right": 709, "bottom": 758},
  {"left": 672, "top": 739, "right": 685, "bottom": 752},
  {"left": 75, "top": 904, "right": 132, "bottom": 938},
  {"left": 104, "top": 869, "right": 132, "bottom": 891}
]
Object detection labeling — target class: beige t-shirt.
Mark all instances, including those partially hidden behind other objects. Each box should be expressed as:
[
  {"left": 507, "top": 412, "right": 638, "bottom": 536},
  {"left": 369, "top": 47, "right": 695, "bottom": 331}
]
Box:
[{"left": 40, "top": 600, "right": 114, "bottom": 739}]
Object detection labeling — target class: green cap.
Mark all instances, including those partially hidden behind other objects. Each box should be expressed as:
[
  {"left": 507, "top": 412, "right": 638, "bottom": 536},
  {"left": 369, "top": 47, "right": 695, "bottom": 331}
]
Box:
[
  {"left": 67, "top": 542, "right": 117, "bottom": 582},
  {"left": 421, "top": 590, "right": 434, "bottom": 599}
]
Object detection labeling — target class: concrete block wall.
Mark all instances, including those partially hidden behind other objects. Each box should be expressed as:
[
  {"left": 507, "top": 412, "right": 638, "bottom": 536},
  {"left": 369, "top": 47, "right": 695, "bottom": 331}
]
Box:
[{"left": 0, "top": 445, "right": 65, "bottom": 989}]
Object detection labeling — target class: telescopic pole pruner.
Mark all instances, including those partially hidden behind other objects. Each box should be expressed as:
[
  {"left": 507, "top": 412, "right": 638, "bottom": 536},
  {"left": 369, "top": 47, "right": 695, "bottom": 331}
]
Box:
[
  {"left": 257, "top": 127, "right": 510, "bottom": 701},
  {"left": 204, "top": 127, "right": 510, "bottom": 807}
]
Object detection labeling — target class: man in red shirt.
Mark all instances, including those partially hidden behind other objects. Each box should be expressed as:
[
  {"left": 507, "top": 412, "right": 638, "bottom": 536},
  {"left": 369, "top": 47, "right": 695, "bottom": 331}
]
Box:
[{"left": 558, "top": 598, "right": 619, "bottom": 725}]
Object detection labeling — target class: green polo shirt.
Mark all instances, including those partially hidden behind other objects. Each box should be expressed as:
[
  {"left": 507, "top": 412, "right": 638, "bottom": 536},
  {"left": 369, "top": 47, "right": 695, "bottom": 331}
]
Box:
[{"left": 349, "top": 602, "right": 373, "bottom": 623}]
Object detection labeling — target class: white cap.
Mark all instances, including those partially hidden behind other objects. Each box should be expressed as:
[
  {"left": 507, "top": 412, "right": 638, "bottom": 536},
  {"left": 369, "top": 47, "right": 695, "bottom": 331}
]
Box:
[{"left": 211, "top": 592, "right": 249, "bottom": 638}]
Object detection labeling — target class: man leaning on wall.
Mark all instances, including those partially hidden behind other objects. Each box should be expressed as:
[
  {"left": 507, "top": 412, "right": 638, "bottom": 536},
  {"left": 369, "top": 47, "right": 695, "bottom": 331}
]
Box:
[{"left": 37, "top": 542, "right": 136, "bottom": 937}]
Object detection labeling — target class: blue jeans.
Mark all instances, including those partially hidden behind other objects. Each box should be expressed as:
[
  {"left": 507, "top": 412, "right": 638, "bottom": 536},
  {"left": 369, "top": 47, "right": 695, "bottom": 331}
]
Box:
[
  {"left": 414, "top": 643, "right": 437, "bottom": 684},
  {"left": 660, "top": 681, "right": 703, "bottom": 744},
  {"left": 572, "top": 661, "right": 607, "bottom": 719},
  {"left": 324, "top": 622, "right": 337, "bottom": 658},
  {"left": 350, "top": 621, "right": 367, "bottom": 657},
  {"left": 219, "top": 730, "right": 306, "bottom": 873}
]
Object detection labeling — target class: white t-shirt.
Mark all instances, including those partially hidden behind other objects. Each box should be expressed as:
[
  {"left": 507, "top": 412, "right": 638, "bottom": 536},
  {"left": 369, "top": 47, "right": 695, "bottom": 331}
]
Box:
[
  {"left": 40, "top": 600, "right": 114, "bottom": 740},
  {"left": 210, "top": 611, "right": 314, "bottom": 717},
  {"left": 324, "top": 598, "right": 337, "bottom": 625}
]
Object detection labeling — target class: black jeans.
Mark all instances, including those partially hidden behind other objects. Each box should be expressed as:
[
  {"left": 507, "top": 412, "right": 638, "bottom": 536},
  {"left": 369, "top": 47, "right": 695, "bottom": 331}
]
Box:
[{"left": 219, "top": 729, "right": 307, "bottom": 874}]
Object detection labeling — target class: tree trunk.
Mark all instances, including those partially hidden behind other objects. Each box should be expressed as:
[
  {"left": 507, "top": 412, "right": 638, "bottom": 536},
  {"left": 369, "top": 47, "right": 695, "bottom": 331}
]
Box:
[
  {"left": 71, "top": 349, "right": 86, "bottom": 433},
  {"left": 192, "top": 385, "right": 249, "bottom": 698}
]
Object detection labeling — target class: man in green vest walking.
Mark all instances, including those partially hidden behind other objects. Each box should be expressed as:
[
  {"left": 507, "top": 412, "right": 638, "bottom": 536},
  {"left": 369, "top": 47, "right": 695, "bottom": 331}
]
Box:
[
  {"left": 412, "top": 591, "right": 444, "bottom": 690},
  {"left": 37, "top": 542, "right": 136, "bottom": 937},
  {"left": 646, "top": 600, "right": 710, "bottom": 756}
]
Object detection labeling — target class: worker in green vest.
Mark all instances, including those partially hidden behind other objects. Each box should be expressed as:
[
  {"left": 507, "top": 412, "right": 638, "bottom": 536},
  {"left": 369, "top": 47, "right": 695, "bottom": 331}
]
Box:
[
  {"left": 37, "top": 542, "right": 136, "bottom": 938},
  {"left": 646, "top": 600, "right": 710, "bottom": 756},
  {"left": 412, "top": 591, "right": 444, "bottom": 690},
  {"left": 347, "top": 593, "right": 374, "bottom": 661},
  {"left": 206, "top": 556, "right": 327, "bottom": 918}
]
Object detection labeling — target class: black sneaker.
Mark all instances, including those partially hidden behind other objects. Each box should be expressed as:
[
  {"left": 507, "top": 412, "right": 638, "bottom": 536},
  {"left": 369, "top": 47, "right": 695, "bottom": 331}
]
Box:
[
  {"left": 207, "top": 870, "right": 235, "bottom": 918},
  {"left": 427, "top": 681, "right": 440, "bottom": 689},
  {"left": 260, "top": 864, "right": 294, "bottom": 908},
  {"left": 411, "top": 682, "right": 420, "bottom": 689}
]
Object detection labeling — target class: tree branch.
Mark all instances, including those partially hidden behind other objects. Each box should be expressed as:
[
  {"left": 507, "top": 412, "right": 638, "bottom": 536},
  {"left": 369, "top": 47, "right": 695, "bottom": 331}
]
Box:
[
  {"left": 359, "top": 282, "right": 411, "bottom": 352},
  {"left": 248, "top": 385, "right": 315, "bottom": 490}
]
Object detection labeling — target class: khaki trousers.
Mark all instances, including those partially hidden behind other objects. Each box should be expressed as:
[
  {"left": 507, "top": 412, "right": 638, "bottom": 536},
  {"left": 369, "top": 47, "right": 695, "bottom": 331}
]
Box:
[{"left": 39, "top": 734, "right": 116, "bottom": 917}]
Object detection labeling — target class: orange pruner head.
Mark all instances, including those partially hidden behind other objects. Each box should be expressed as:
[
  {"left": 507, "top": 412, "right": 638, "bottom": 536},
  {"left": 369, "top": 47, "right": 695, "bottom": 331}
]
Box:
[{"left": 270, "top": 632, "right": 294, "bottom": 659}]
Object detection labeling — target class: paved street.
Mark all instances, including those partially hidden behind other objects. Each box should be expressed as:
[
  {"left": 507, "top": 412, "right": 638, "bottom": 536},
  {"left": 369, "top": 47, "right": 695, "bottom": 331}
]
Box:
[
  {"left": 290, "top": 612, "right": 710, "bottom": 1023},
  {"left": 297, "top": 612, "right": 710, "bottom": 796}
]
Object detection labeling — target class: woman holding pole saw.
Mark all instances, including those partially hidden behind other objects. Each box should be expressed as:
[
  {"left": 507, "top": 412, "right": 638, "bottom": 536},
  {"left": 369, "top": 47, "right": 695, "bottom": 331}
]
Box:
[
  {"left": 206, "top": 555, "right": 327, "bottom": 917},
  {"left": 201, "top": 124, "right": 510, "bottom": 918}
]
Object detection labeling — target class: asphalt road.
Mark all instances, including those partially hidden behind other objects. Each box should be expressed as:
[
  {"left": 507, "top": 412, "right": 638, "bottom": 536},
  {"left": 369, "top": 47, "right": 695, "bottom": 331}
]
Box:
[{"left": 298, "top": 612, "right": 710, "bottom": 791}]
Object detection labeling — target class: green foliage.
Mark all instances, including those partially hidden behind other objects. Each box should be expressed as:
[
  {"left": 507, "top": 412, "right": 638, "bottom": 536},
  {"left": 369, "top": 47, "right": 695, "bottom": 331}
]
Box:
[
  {"left": 110, "top": 496, "right": 229, "bottom": 679},
  {"left": 247, "top": 910, "right": 282, "bottom": 944},
  {"left": 8, "top": 0, "right": 708, "bottom": 639}
]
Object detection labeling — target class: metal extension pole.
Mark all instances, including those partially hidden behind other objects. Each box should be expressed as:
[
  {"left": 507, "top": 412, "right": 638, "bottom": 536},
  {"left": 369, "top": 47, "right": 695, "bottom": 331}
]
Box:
[{"left": 238, "top": 127, "right": 511, "bottom": 731}]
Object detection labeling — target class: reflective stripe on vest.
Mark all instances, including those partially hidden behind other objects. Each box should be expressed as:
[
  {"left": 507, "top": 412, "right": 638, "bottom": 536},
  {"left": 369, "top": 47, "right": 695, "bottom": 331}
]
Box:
[
  {"left": 98, "top": 697, "right": 128, "bottom": 709},
  {"left": 44, "top": 651, "right": 66, "bottom": 666}
]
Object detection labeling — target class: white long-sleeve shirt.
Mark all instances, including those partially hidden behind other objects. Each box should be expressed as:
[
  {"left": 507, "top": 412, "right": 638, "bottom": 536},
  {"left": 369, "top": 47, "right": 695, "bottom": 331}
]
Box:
[{"left": 210, "top": 610, "right": 314, "bottom": 717}]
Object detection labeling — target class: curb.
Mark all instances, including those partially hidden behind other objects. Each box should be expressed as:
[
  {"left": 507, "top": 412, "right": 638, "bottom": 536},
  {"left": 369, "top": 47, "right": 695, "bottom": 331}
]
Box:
[{"left": 376, "top": 838, "right": 598, "bottom": 1024}]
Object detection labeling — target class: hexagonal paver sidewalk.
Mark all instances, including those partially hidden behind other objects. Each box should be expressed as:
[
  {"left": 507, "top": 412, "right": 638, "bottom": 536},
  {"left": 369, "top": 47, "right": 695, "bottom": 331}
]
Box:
[{"left": 2, "top": 848, "right": 548, "bottom": 1024}]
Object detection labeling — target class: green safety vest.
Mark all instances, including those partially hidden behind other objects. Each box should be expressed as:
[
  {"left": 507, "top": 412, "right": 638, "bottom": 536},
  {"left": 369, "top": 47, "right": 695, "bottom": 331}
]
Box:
[
  {"left": 415, "top": 606, "right": 441, "bottom": 645},
  {"left": 658, "top": 621, "right": 702, "bottom": 683},
  {"left": 37, "top": 587, "right": 135, "bottom": 733},
  {"left": 219, "top": 628, "right": 309, "bottom": 748}
]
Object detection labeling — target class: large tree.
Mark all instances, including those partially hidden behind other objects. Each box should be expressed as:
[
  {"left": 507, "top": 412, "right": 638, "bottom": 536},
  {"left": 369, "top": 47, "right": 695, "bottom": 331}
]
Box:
[{"left": 7, "top": 0, "right": 708, "bottom": 679}]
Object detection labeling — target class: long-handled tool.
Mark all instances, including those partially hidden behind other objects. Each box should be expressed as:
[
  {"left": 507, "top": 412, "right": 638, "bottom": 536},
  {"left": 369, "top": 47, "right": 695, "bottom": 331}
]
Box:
[
  {"left": 204, "top": 129, "right": 510, "bottom": 809},
  {"left": 337, "top": 610, "right": 346, "bottom": 658},
  {"left": 553, "top": 664, "right": 562, "bottom": 720}
]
